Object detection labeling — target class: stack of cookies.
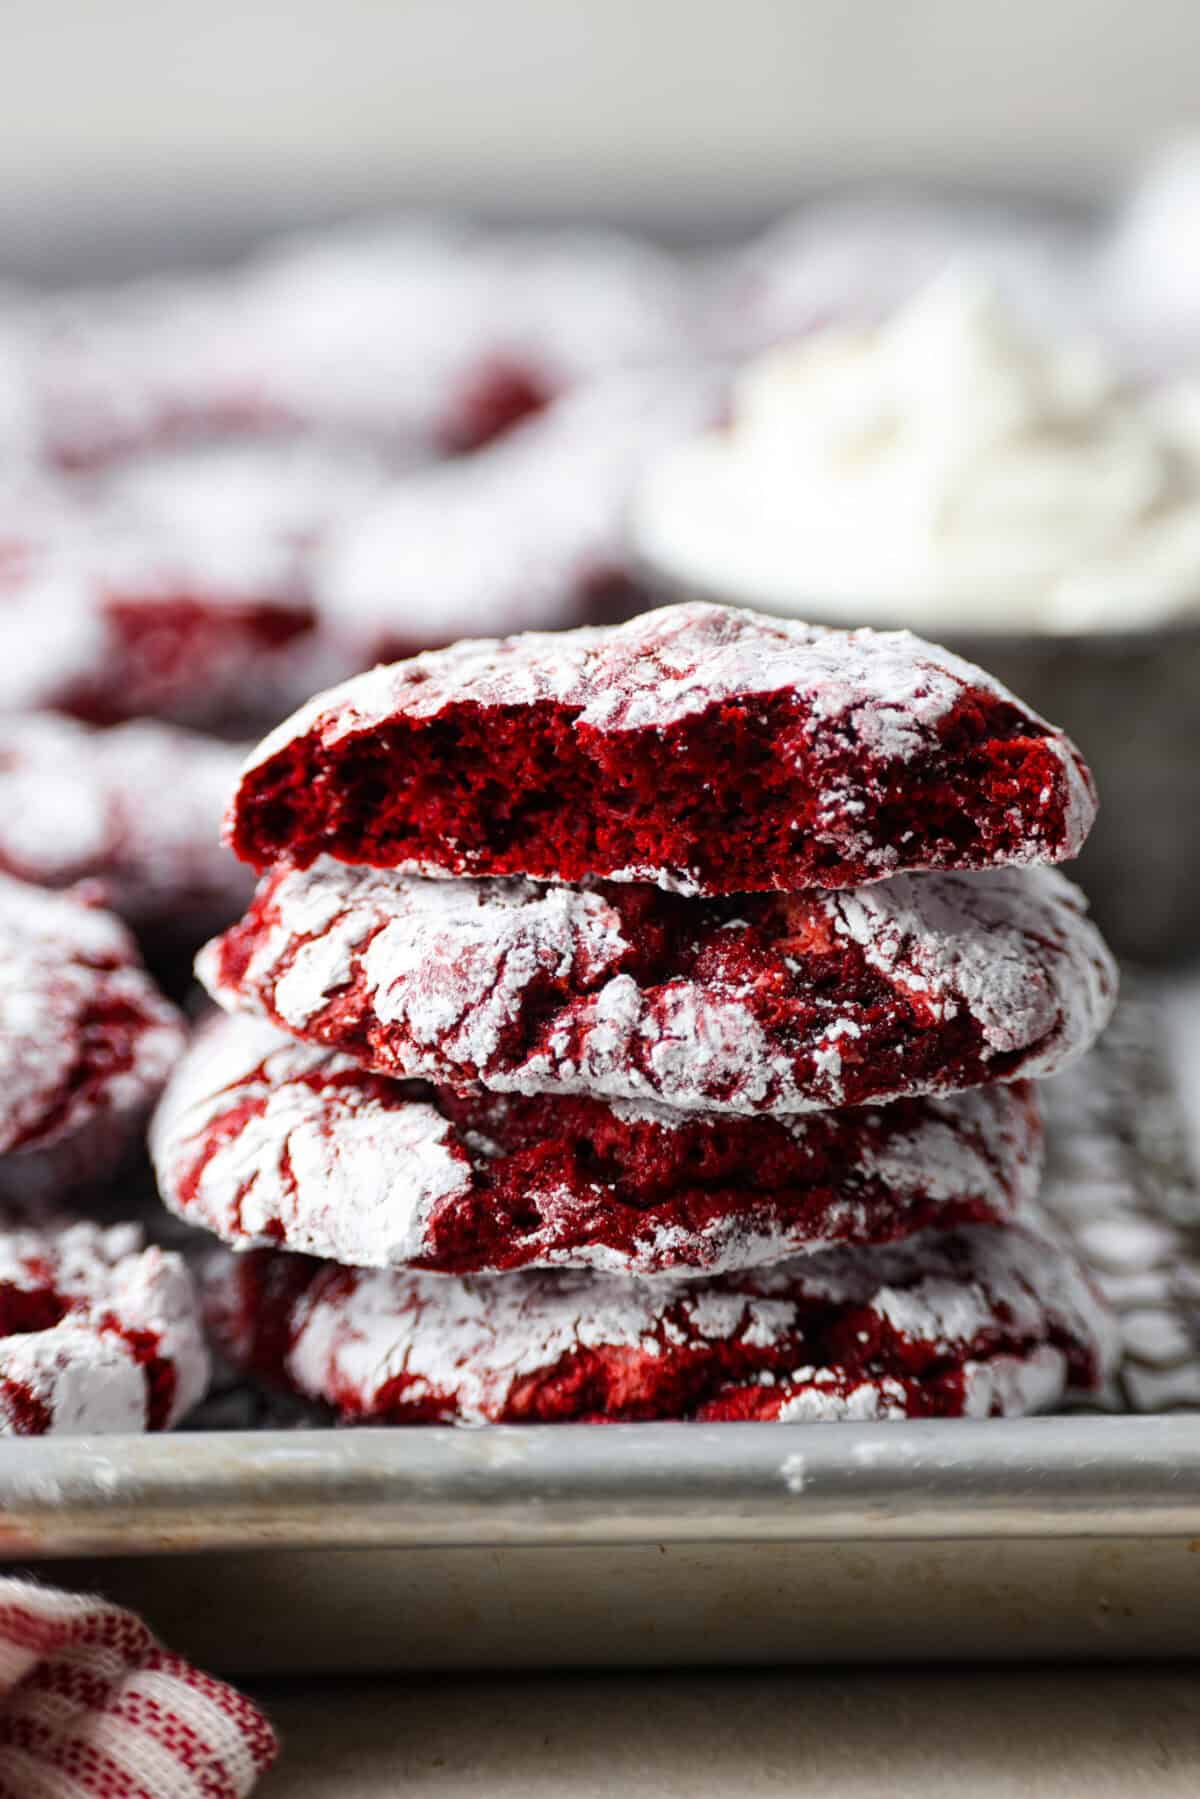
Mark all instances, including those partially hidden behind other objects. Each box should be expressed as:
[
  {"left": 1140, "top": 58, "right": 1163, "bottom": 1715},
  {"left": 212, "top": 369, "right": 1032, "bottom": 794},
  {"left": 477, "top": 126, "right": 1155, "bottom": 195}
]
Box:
[{"left": 153, "top": 603, "right": 1120, "bottom": 1426}]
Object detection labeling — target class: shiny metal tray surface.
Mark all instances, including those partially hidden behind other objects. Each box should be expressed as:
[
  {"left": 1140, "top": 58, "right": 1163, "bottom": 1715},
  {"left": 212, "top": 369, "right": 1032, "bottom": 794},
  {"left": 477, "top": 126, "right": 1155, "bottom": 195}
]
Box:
[
  {"left": 3, "top": 1418, "right": 1200, "bottom": 1670},
  {"left": 1, "top": 984, "right": 1198, "bottom": 1671}
]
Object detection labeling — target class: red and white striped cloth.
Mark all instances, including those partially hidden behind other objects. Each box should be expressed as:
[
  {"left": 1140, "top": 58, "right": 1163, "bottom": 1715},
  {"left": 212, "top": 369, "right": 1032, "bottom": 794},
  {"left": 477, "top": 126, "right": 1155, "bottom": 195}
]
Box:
[{"left": 0, "top": 1577, "right": 277, "bottom": 1797}]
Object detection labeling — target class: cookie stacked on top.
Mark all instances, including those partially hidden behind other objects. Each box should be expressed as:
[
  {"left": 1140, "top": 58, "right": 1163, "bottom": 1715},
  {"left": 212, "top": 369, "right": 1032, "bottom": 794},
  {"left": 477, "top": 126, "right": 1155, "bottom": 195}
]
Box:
[{"left": 153, "top": 603, "right": 1120, "bottom": 1425}]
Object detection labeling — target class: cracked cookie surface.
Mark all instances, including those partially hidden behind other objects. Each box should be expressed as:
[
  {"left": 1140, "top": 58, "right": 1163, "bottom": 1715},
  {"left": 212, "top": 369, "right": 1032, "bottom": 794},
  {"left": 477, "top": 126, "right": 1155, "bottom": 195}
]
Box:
[
  {"left": 153, "top": 1012, "right": 1043, "bottom": 1274},
  {"left": 199, "top": 861, "right": 1115, "bottom": 1116}
]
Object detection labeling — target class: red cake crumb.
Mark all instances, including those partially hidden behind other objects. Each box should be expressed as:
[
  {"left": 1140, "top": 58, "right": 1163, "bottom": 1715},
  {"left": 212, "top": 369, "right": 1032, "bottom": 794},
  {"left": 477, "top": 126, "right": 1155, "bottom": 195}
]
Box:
[
  {"left": 227, "top": 603, "right": 1097, "bottom": 893},
  {"left": 198, "top": 861, "right": 1115, "bottom": 1116},
  {"left": 152, "top": 1013, "right": 1042, "bottom": 1275},
  {"left": 202, "top": 1222, "right": 1118, "bottom": 1425},
  {"left": 0, "top": 873, "right": 185, "bottom": 1203},
  {"left": 0, "top": 1218, "right": 209, "bottom": 1434}
]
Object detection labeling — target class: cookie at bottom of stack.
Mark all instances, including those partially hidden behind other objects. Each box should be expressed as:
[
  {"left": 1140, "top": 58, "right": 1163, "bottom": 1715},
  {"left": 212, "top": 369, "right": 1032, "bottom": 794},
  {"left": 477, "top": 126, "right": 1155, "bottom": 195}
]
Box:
[{"left": 204, "top": 1223, "right": 1118, "bottom": 1426}]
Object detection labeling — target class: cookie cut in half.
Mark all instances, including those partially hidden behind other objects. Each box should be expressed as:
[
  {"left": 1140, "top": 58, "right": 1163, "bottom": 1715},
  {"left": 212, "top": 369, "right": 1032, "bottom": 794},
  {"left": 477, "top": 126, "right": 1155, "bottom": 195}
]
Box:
[
  {"left": 204, "top": 1223, "right": 1117, "bottom": 1425},
  {"left": 199, "top": 861, "right": 1115, "bottom": 1116},
  {"left": 0, "top": 1220, "right": 209, "bottom": 1434},
  {"left": 227, "top": 603, "right": 1097, "bottom": 894},
  {"left": 152, "top": 1014, "right": 1043, "bottom": 1276}
]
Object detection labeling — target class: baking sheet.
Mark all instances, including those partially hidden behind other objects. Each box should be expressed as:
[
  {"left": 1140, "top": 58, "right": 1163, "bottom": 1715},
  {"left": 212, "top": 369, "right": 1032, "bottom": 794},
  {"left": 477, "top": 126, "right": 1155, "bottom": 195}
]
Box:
[{"left": 1, "top": 980, "right": 1198, "bottom": 1670}]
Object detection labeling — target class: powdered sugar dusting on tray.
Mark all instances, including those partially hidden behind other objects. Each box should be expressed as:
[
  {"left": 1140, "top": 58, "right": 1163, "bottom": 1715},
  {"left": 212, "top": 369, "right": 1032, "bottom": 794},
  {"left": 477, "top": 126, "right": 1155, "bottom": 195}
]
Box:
[
  {"left": 152, "top": 1010, "right": 1042, "bottom": 1275},
  {"left": 204, "top": 1222, "right": 1116, "bottom": 1425},
  {"left": 0, "top": 1218, "right": 210, "bottom": 1434},
  {"left": 198, "top": 859, "right": 1114, "bottom": 1115}
]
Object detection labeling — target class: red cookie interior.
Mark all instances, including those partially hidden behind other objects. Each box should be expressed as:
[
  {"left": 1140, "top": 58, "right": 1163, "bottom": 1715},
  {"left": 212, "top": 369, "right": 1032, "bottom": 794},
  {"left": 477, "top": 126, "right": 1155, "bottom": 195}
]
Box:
[{"left": 228, "top": 603, "right": 1096, "bottom": 893}]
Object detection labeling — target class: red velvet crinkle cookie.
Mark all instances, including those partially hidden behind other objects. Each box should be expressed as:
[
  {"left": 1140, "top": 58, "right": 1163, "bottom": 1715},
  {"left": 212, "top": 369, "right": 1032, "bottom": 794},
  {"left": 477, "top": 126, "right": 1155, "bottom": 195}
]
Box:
[
  {"left": 151, "top": 1013, "right": 1043, "bottom": 1276},
  {"left": 0, "top": 713, "right": 250, "bottom": 947},
  {"left": 0, "top": 442, "right": 387, "bottom": 730},
  {"left": 204, "top": 1222, "right": 1118, "bottom": 1425},
  {"left": 199, "top": 861, "right": 1115, "bottom": 1116},
  {"left": 0, "top": 555, "right": 331, "bottom": 733},
  {"left": 231, "top": 221, "right": 692, "bottom": 455},
  {"left": 0, "top": 874, "right": 185, "bottom": 1202},
  {"left": 21, "top": 223, "right": 688, "bottom": 468},
  {"left": 227, "top": 602, "right": 1097, "bottom": 893},
  {"left": 0, "top": 1219, "right": 210, "bottom": 1434},
  {"left": 313, "top": 372, "right": 720, "bottom": 667},
  {"left": 19, "top": 274, "right": 280, "bottom": 470}
]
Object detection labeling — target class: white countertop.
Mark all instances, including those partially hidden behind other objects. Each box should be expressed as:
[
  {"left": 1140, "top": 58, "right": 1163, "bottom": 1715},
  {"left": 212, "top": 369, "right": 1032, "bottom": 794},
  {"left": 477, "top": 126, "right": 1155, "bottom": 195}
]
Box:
[{"left": 252, "top": 1666, "right": 1200, "bottom": 1796}]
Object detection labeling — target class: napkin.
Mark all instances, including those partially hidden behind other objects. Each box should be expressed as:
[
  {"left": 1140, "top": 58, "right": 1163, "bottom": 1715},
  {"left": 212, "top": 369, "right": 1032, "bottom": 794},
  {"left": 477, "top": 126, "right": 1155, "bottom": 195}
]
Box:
[{"left": 0, "top": 1576, "right": 277, "bottom": 1796}]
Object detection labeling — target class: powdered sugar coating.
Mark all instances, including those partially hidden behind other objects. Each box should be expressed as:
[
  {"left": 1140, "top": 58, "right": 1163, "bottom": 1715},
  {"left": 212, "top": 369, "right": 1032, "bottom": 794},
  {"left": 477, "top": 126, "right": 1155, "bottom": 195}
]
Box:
[
  {"left": 235, "top": 221, "right": 693, "bottom": 450},
  {"left": 0, "top": 441, "right": 393, "bottom": 728},
  {"left": 0, "top": 1219, "right": 210, "bottom": 1434},
  {"left": 15, "top": 271, "right": 277, "bottom": 469},
  {"left": 0, "top": 874, "right": 185, "bottom": 1201},
  {"left": 0, "top": 713, "right": 250, "bottom": 943},
  {"left": 257, "top": 599, "right": 1084, "bottom": 755},
  {"left": 199, "top": 860, "right": 1115, "bottom": 1115},
  {"left": 314, "top": 372, "right": 720, "bottom": 659},
  {"left": 14, "top": 221, "right": 688, "bottom": 467},
  {"left": 153, "top": 1017, "right": 470, "bottom": 1272},
  {"left": 152, "top": 1012, "right": 1042, "bottom": 1274},
  {"left": 231, "top": 602, "right": 1097, "bottom": 892},
  {"left": 204, "top": 1223, "right": 1117, "bottom": 1425},
  {"left": 0, "top": 551, "right": 339, "bottom": 731}
]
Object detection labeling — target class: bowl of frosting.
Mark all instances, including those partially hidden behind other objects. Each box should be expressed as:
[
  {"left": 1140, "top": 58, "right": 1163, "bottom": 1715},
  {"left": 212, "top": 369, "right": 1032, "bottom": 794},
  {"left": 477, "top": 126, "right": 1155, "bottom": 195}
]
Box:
[{"left": 631, "top": 272, "right": 1200, "bottom": 962}]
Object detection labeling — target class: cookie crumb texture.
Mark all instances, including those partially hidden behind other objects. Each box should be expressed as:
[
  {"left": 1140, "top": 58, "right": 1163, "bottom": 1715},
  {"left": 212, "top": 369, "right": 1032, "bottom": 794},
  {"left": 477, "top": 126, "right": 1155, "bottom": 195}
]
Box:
[
  {"left": 0, "top": 874, "right": 185, "bottom": 1202},
  {"left": 200, "top": 861, "right": 1115, "bottom": 1115},
  {"left": 0, "top": 1220, "right": 209, "bottom": 1434},
  {"left": 153, "top": 1014, "right": 1042, "bottom": 1275},
  {"left": 205, "top": 1224, "right": 1117, "bottom": 1425},
  {"left": 229, "top": 604, "right": 1096, "bottom": 893}
]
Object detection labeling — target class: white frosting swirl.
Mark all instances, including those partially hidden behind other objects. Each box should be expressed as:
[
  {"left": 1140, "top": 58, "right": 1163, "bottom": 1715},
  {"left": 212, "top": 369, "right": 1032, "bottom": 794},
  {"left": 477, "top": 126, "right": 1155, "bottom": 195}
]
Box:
[{"left": 633, "top": 274, "right": 1200, "bottom": 633}]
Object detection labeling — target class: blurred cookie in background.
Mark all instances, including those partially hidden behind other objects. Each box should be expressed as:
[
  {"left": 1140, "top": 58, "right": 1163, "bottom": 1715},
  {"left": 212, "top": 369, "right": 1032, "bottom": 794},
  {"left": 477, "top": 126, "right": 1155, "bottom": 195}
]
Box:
[
  {"left": 699, "top": 193, "right": 1093, "bottom": 359},
  {"left": 10, "top": 217, "right": 694, "bottom": 471},
  {"left": 314, "top": 368, "right": 722, "bottom": 665},
  {"left": 0, "top": 713, "right": 249, "bottom": 964},
  {"left": 0, "top": 440, "right": 390, "bottom": 730}
]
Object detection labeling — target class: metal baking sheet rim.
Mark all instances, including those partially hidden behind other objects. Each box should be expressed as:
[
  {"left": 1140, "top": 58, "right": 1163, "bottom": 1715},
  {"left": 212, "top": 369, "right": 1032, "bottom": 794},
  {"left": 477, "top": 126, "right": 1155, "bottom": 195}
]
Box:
[{"left": 2, "top": 1414, "right": 1199, "bottom": 1560}]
